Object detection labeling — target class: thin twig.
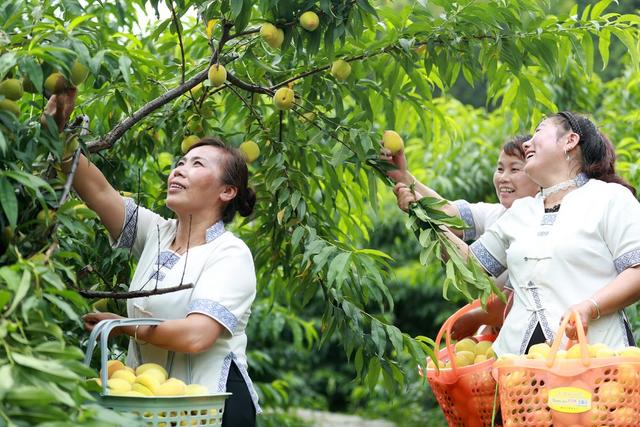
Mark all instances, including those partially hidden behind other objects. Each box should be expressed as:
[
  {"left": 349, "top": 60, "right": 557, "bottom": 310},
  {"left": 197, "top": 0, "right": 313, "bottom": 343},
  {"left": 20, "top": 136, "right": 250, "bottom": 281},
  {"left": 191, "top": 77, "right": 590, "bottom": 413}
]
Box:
[
  {"left": 228, "top": 27, "right": 260, "bottom": 40},
  {"left": 168, "top": 1, "right": 186, "bottom": 84},
  {"left": 226, "top": 84, "right": 266, "bottom": 129}
]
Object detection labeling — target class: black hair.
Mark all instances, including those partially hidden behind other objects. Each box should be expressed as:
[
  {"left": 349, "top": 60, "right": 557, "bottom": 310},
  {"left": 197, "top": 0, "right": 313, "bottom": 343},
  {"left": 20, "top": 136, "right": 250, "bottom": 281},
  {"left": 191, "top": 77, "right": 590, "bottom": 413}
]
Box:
[
  {"left": 551, "top": 112, "right": 635, "bottom": 195},
  {"left": 502, "top": 134, "right": 531, "bottom": 160},
  {"left": 187, "top": 137, "right": 257, "bottom": 223}
]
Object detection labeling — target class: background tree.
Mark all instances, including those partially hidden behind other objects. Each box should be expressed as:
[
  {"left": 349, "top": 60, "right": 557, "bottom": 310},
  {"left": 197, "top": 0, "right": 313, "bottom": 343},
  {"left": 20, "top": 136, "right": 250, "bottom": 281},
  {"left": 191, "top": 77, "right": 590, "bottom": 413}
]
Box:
[{"left": 0, "top": 0, "right": 638, "bottom": 425}]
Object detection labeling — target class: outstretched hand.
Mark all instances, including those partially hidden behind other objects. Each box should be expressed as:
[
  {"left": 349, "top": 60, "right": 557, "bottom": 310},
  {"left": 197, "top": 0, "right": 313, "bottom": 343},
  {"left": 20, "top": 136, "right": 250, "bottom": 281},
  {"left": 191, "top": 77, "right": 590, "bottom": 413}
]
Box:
[
  {"left": 41, "top": 88, "right": 77, "bottom": 133},
  {"left": 82, "top": 311, "right": 125, "bottom": 337},
  {"left": 380, "top": 145, "right": 411, "bottom": 185}
]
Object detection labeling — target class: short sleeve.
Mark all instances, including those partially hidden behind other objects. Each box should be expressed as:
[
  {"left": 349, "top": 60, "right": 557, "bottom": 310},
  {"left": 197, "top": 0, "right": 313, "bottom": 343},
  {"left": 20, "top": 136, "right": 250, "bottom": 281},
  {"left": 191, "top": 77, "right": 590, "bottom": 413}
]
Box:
[
  {"left": 602, "top": 185, "right": 640, "bottom": 274},
  {"left": 110, "top": 197, "right": 164, "bottom": 260},
  {"left": 187, "top": 237, "right": 256, "bottom": 336},
  {"left": 453, "top": 200, "right": 506, "bottom": 242},
  {"left": 469, "top": 210, "right": 511, "bottom": 278}
]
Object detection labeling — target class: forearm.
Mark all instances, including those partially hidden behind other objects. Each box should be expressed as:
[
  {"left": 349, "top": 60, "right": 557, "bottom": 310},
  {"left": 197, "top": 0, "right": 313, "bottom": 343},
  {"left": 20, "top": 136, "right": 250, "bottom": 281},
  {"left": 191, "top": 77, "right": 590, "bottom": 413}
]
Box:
[
  {"left": 589, "top": 266, "right": 640, "bottom": 317},
  {"left": 62, "top": 153, "right": 124, "bottom": 238},
  {"left": 439, "top": 226, "right": 470, "bottom": 261},
  {"left": 122, "top": 317, "right": 222, "bottom": 354}
]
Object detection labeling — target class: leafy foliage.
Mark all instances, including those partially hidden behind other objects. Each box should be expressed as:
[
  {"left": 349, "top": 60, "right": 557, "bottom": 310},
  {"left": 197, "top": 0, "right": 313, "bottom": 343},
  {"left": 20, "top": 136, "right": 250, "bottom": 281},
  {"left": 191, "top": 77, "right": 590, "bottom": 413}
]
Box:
[{"left": 0, "top": 0, "right": 638, "bottom": 425}]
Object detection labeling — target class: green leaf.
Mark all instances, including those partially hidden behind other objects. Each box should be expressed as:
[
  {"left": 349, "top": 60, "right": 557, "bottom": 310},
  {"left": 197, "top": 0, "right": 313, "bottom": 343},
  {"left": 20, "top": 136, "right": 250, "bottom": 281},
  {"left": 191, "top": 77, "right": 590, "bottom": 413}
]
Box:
[
  {"left": 327, "top": 252, "right": 351, "bottom": 286},
  {"left": 366, "top": 357, "right": 380, "bottom": 391},
  {"left": 4, "top": 386, "right": 58, "bottom": 406},
  {"left": 371, "top": 320, "right": 386, "bottom": 356},
  {"left": 5, "top": 269, "right": 31, "bottom": 316},
  {"left": 118, "top": 55, "right": 132, "bottom": 85},
  {"left": 0, "top": 52, "right": 17, "bottom": 80},
  {"left": 590, "top": 0, "right": 613, "bottom": 19},
  {"left": 11, "top": 353, "right": 80, "bottom": 380},
  {"left": 230, "top": 0, "right": 243, "bottom": 19},
  {"left": 0, "top": 176, "right": 18, "bottom": 227},
  {"left": 68, "top": 14, "right": 96, "bottom": 32},
  {"left": 598, "top": 28, "right": 611, "bottom": 69},
  {"left": 386, "top": 324, "right": 403, "bottom": 355}
]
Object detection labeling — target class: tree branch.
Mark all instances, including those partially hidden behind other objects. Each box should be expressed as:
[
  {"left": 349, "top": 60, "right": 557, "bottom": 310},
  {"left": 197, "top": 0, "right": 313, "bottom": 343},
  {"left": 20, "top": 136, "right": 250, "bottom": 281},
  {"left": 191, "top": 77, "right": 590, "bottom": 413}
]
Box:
[
  {"left": 86, "top": 21, "right": 236, "bottom": 153},
  {"left": 86, "top": 70, "right": 209, "bottom": 152},
  {"left": 226, "top": 72, "right": 273, "bottom": 95},
  {"left": 75, "top": 283, "right": 194, "bottom": 299}
]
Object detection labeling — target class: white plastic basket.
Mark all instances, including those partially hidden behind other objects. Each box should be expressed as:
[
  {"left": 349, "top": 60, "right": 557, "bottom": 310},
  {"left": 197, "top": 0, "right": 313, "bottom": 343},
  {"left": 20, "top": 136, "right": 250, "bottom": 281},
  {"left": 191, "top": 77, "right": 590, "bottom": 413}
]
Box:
[{"left": 84, "top": 318, "right": 230, "bottom": 426}]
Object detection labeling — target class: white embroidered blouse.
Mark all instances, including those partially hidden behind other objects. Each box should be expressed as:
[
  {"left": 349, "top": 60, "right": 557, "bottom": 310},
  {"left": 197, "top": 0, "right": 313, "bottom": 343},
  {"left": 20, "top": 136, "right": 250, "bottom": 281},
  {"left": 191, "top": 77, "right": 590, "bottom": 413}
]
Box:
[
  {"left": 470, "top": 176, "right": 640, "bottom": 356},
  {"left": 112, "top": 198, "right": 261, "bottom": 413}
]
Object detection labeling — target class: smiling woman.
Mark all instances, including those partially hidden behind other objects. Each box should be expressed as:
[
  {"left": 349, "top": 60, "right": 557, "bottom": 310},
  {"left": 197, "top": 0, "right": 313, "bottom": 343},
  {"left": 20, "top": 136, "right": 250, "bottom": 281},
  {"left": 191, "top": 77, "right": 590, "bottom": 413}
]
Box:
[
  {"left": 467, "top": 112, "right": 640, "bottom": 357},
  {"left": 46, "top": 91, "right": 260, "bottom": 426},
  {"left": 384, "top": 135, "right": 539, "bottom": 339}
]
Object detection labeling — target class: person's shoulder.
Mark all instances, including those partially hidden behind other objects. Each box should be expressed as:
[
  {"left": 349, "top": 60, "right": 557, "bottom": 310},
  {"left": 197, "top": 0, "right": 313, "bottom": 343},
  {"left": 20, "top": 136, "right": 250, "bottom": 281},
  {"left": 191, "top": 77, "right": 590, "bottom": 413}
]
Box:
[
  {"left": 587, "top": 179, "right": 635, "bottom": 200},
  {"left": 213, "top": 231, "right": 253, "bottom": 256},
  {"left": 508, "top": 195, "right": 537, "bottom": 211}
]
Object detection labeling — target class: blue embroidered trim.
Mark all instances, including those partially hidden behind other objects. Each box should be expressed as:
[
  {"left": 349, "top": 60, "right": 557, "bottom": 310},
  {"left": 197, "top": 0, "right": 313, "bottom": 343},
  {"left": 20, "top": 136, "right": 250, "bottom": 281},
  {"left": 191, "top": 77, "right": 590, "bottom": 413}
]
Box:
[
  {"left": 157, "top": 250, "right": 180, "bottom": 270},
  {"left": 575, "top": 172, "right": 588, "bottom": 187},
  {"left": 116, "top": 198, "right": 138, "bottom": 249},
  {"left": 218, "top": 353, "right": 233, "bottom": 392},
  {"left": 148, "top": 270, "right": 166, "bottom": 282},
  {"left": 188, "top": 299, "right": 238, "bottom": 334},
  {"left": 519, "top": 315, "right": 538, "bottom": 355},
  {"left": 217, "top": 353, "right": 262, "bottom": 414},
  {"left": 530, "top": 285, "right": 555, "bottom": 340},
  {"left": 233, "top": 355, "right": 263, "bottom": 414},
  {"left": 614, "top": 249, "right": 640, "bottom": 274},
  {"left": 540, "top": 213, "right": 557, "bottom": 226},
  {"left": 206, "top": 221, "right": 225, "bottom": 243},
  {"left": 470, "top": 241, "right": 506, "bottom": 277},
  {"left": 453, "top": 200, "right": 476, "bottom": 241}
]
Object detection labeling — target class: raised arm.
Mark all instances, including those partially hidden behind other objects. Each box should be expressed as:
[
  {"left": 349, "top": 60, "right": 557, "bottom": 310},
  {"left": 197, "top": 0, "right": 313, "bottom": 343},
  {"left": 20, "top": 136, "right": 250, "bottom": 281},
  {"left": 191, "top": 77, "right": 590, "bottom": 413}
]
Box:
[
  {"left": 383, "top": 148, "right": 463, "bottom": 234},
  {"left": 61, "top": 153, "right": 125, "bottom": 240},
  {"left": 43, "top": 90, "right": 125, "bottom": 240}
]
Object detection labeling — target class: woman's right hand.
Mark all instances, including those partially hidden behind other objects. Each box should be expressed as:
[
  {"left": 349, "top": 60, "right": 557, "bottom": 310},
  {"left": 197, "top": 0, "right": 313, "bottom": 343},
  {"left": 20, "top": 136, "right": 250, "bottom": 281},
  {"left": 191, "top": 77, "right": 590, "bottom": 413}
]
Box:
[
  {"left": 380, "top": 145, "right": 411, "bottom": 185},
  {"left": 393, "top": 182, "right": 422, "bottom": 212},
  {"left": 41, "top": 88, "right": 77, "bottom": 132},
  {"left": 450, "top": 310, "right": 484, "bottom": 341},
  {"left": 82, "top": 312, "right": 125, "bottom": 337}
]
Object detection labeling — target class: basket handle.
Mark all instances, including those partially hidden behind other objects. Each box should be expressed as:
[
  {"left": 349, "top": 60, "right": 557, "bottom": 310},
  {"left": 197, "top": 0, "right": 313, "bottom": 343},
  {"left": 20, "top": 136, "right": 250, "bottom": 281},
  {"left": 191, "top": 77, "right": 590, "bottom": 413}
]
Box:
[
  {"left": 433, "top": 299, "right": 482, "bottom": 374},
  {"left": 83, "top": 318, "right": 164, "bottom": 395},
  {"left": 545, "top": 310, "right": 590, "bottom": 367}
]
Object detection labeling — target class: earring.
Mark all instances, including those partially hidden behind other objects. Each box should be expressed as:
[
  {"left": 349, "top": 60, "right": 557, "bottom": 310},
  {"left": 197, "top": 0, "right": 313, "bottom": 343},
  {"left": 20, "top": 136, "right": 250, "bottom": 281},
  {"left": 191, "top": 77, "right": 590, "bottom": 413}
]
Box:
[{"left": 564, "top": 148, "right": 570, "bottom": 161}]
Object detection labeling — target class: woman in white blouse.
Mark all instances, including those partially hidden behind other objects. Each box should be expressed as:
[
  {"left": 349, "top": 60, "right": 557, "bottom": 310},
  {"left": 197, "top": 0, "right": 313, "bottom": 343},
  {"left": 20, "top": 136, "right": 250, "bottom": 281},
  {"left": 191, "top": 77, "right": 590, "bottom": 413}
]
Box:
[
  {"left": 384, "top": 136, "right": 539, "bottom": 337},
  {"left": 401, "top": 112, "right": 640, "bottom": 356},
  {"left": 46, "top": 92, "right": 261, "bottom": 425}
]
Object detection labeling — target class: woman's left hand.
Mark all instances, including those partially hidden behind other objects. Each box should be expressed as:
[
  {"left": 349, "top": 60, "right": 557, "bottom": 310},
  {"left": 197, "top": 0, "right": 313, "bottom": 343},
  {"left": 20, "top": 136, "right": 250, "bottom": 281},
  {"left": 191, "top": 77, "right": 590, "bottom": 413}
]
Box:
[
  {"left": 82, "top": 312, "right": 125, "bottom": 336},
  {"left": 562, "top": 300, "right": 594, "bottom": 341}
]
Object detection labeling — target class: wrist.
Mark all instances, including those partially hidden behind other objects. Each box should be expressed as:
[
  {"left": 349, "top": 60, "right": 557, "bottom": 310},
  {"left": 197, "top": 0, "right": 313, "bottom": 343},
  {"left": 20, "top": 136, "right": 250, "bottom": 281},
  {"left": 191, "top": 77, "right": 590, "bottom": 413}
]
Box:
[{"left": 586, "top": 298, "right": 601, "bottom": 320}]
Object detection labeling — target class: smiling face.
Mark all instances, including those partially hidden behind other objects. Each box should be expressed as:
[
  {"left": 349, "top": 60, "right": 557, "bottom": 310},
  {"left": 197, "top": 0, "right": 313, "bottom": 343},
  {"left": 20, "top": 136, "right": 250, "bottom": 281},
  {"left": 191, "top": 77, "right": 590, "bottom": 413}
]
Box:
[
  {"left": 493, "top": 150, "right": 539, "bottom": 208},
  {"left": 166, "top": 145, "right": 237, "bottom": 219},
  {"left": 522, "top": 118, "right": 575, "bottom": 187}
]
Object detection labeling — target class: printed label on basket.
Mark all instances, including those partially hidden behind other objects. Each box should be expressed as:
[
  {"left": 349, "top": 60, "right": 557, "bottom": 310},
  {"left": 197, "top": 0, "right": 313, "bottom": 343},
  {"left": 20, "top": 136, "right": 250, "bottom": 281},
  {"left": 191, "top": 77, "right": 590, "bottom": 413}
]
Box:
[{"left": 548, "top": 387, "right": 592, "bottom": 413}]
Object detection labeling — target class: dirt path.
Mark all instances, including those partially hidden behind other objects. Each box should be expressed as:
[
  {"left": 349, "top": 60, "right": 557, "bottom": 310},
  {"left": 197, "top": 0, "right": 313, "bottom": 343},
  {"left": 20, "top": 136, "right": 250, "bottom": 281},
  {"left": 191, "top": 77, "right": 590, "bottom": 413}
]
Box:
[{"left": 294, "top": 409, "right": 396, "bottom": 427}]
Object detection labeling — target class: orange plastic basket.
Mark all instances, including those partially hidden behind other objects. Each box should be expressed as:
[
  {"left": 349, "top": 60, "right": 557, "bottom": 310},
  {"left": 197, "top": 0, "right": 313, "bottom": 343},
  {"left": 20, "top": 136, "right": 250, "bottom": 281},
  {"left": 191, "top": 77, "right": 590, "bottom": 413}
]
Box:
[
  {"left": 493, "top": 311, "right": 640, "bottom": 427},
  {"left": 423, "top": 300, "right": 499, "bottom": 427}
]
